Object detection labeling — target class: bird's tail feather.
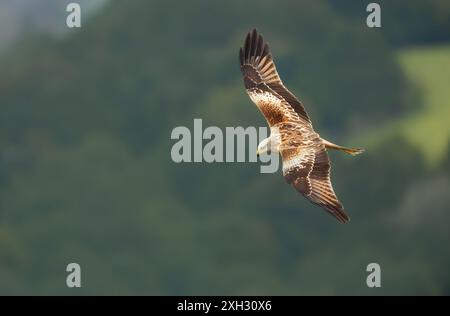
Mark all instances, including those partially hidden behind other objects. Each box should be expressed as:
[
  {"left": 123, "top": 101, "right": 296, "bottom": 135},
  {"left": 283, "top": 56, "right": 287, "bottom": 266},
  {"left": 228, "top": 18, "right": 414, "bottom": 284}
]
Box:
[{"left": 322, "top": 139, "right": 365, "bottom": 156}]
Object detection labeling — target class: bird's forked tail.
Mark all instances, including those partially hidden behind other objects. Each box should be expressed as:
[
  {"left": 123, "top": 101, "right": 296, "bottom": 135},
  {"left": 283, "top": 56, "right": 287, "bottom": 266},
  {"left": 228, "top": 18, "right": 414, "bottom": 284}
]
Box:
[{"left": 322, "top": 139, "right": 365, "bottom": 156}]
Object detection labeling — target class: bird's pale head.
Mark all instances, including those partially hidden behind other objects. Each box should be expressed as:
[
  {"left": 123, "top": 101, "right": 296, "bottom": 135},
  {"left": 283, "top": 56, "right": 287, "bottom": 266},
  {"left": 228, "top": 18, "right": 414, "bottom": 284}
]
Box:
[{"left": 256, "top": 137, "right": 271, "bottom": 157}]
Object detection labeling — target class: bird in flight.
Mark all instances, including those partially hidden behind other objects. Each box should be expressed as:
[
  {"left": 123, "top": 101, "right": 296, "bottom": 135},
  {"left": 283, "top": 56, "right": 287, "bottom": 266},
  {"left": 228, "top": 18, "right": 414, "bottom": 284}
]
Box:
[{"left": 239, "top": 29, "right": 364, "bottom": 223}]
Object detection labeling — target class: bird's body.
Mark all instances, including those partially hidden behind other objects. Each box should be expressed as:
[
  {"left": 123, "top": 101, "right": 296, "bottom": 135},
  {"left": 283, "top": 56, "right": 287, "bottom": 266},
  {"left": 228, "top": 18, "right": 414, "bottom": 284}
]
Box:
[{"left": 240, "top": 29, "right": 364, "bottom": 223}]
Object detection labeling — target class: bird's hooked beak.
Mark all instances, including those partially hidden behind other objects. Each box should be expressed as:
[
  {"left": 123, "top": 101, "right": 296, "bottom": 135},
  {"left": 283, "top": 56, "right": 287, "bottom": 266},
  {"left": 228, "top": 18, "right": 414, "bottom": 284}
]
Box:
[{"left": 256, "top": 148, "right": 271, "bottom": 157}]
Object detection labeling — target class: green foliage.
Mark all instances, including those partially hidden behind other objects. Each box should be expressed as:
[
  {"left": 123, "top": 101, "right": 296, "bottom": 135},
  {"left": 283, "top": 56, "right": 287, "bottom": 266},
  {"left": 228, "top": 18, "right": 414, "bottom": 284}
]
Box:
[
  {"left": 0, "top": 0, "right": 449, "bottom": 295},
  {"left": 357, "top": 45, "right": 450, "bottom": 167},
  {"left": 329, "top": 0, "right": 450, "bottom": 47}
]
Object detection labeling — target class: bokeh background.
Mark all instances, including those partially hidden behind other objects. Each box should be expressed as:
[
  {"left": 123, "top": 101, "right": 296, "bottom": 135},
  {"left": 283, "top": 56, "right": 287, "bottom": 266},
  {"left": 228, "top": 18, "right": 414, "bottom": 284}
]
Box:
[{"left": 1, "top": 0, "right": 450, "bottom": 295}]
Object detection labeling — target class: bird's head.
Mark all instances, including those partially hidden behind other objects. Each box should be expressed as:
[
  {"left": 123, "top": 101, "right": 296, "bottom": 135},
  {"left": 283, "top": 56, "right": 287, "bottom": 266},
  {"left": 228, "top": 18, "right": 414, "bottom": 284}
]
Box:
[{"left": 256, "top": 138, "right": 271, "bottom": 157}]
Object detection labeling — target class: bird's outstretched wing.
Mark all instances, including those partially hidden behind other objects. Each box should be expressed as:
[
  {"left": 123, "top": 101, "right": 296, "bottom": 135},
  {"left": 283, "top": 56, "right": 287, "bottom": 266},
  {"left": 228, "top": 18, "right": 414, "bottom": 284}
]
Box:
[
  {"left": 239, "top": 29, "right": 311, "bottom": 127},
  {"left": 282, "top": 143, "right": 350, "bottom": 223},
  {"left": 240, "top": 29, "right": 349, "bottom": 223}
]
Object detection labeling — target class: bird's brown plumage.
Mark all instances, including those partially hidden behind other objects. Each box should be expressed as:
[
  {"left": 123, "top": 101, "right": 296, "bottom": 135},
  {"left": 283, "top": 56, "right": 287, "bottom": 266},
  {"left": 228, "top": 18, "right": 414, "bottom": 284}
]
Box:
[{"left": 240, "top": 29, "right": 350, "bottom": 223}]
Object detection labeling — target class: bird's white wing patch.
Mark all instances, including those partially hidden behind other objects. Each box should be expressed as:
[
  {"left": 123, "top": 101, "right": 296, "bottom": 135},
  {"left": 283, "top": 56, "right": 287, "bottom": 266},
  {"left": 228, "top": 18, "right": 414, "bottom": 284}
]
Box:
[
  {"left": 248, "top": 90, "right": 282, "bottom": 108},
  {"left": 282, "top": 147, "right": 316, "bottom": 176}
]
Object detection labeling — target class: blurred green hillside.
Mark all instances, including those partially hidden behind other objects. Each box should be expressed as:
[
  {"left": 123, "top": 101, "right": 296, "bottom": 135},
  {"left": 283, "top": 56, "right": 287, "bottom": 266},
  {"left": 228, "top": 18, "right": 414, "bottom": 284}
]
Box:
[
  {"left": 361, "top": 45, "right": 450, "bottom": 167},
  {"left": 1, "top": 0, "right": 450, "bottom": 295}
]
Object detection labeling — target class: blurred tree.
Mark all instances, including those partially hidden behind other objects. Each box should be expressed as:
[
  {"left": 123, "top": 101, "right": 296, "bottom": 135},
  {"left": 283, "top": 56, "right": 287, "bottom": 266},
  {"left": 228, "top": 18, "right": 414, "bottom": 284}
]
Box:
[
  {"left": 329, "top": 0, "right": 450, "bottom": 47},
  {"left": 0, "top": 0, "right": 447, "bottom": 295}
]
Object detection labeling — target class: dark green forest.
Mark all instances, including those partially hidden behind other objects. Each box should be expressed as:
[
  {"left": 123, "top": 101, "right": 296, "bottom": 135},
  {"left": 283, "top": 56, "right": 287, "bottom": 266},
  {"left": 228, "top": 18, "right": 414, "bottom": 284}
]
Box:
[{"left": 0, "top": 0, "right": 449, "bottom": 295}]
